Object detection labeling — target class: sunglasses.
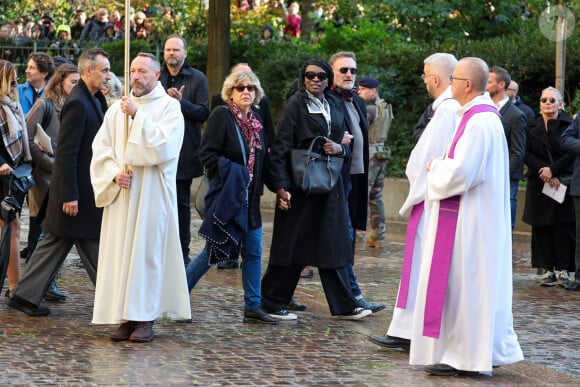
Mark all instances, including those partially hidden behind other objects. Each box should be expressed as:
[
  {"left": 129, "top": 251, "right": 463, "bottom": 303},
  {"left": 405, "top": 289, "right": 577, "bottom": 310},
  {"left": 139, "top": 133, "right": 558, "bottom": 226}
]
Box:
[
  {"left": 540, "top": 97, "right": 557, "bottom": 104},
  {"left": 338, "top": 67, "right": 357, "bottom": 75},
  {"left": 10, "top": 80, "right": 17, "bottom": 87},
  {"left": 233, "top": 85, "right": 256, "bottom": 92},
  {"left": 304, "top": 71, "right": 328, "bottom": 81}
]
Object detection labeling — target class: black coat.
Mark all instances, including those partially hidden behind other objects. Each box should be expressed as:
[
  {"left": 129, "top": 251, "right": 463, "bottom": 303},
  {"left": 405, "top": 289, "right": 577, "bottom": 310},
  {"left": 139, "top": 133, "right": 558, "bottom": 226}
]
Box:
[
  {"left": 268, "top": 92, "right": 352, "bottom": 268},
  {"left": 159, "top": 62, "right": 209, "bottom": 180},
  {"left": 500, "top": 100, "right": 527, "bottom": 180},
  {"left": 42, "top": 79, "right": 106, "bottom": 239},
  {"left": 522, "top": 112, "right": 575, "bottom": 226},
  {"left": 199, "top": 105, "right": 267, "bottom": 230},
  {"left": 335, "top": 93, "right": 369, "bottom": 231}
]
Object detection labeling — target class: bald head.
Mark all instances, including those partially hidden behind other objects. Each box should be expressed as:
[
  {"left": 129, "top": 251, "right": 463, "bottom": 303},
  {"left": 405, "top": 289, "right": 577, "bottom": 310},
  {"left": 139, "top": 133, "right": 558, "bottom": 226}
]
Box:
[
  {"left": 461, "top": 57, "right": 488, "bottom": 93},
  {"left": 451, "top": 57, "right": 489, "bottom": 105}
]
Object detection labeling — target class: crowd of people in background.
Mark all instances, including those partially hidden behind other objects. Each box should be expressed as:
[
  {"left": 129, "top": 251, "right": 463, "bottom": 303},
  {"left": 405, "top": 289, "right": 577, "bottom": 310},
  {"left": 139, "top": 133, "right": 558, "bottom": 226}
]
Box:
[{"left": 0, "top": 6, "right": 177, "bottom": 64}]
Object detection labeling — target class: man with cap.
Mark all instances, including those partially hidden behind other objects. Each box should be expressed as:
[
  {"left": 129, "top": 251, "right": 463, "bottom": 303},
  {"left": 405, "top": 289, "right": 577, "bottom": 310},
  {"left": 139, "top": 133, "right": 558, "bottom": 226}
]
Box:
[{"left": 357, "top": 77, "right": 393, "bottom": 248}]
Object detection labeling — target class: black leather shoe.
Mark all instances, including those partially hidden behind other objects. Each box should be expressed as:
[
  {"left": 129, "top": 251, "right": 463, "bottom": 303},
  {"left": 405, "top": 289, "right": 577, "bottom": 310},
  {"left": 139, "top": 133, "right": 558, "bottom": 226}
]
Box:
[
  {"left": 424, "top": 364, "right": 479, "bottom": 376},
  {"left": 243, "top": 308, "right": 279, "bottom": 325},
  {"left": 288, "top": 296, "right": 307, "bottom": 311},
  {"left": 8, "top": 295, "right": 50, "bottom": 316},
  {"left": 368, "top": 334, "right": 410, "bottom": 350},
  {"left": 356, "top": 297, "right": 386, "bottom": 313},
  {"left": 44, "top": 280, "right": 67, "bottom": 302},
  {"left": 565, "top": 280, "right": 580, "bottom": 291}
]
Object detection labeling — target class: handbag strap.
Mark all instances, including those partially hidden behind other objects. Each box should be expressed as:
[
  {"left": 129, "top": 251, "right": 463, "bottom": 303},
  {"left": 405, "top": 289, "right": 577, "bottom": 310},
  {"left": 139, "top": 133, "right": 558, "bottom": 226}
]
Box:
[{"left": 234, "top": 122, "right": 247, "bottom": 166}]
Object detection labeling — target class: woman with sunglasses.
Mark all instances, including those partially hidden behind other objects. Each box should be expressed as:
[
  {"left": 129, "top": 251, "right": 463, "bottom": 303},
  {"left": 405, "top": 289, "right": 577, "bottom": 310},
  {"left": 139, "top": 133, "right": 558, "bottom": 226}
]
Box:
[
  {"left": 260, "top": 59, "right": 371, "bottom": 321},
  {"left": 185, "top": 71, "right": 279, "bottom": 324},
  {"left": 0, "top": 60, "right": 32, "bottom": 296},
  {"left": 522, "top": 86, "right": 575, "bottom": 287}
]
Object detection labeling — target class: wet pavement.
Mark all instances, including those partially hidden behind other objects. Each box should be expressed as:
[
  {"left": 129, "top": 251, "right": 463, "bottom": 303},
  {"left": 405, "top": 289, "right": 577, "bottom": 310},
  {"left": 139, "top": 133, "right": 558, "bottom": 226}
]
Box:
[{"left": 1, "top": 208, "right": 579, "bottom": 385}]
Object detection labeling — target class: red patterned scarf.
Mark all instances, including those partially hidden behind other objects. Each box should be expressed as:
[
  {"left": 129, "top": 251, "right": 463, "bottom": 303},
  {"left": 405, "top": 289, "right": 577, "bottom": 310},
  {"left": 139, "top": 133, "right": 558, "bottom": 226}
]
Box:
[{"left": 228, "top": 101, "right": 262, "bottom": 182}]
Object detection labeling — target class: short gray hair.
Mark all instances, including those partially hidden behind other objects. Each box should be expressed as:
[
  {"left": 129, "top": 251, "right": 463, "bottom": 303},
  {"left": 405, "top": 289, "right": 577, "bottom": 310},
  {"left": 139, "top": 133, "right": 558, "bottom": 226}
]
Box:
[{"left": 424, "top": 53, "right": 457, "bottom": 81}]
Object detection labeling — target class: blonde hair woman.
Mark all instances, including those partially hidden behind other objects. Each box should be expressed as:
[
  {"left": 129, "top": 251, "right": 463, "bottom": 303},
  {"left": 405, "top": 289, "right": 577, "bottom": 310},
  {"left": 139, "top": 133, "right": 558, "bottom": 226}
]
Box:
[{"left": 0, "top": 59, "right": 31, "bottom": 295}]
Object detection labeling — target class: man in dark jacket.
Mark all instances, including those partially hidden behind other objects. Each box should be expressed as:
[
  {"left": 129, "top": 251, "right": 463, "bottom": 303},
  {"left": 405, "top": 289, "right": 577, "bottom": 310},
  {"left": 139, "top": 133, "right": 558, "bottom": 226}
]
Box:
[
  {"left": 329, "top": 51, "right": 385, "bottom": 313},
  {"left": 487, "top": 66, "right": 527, "bottom": 229},
  {"left": 80, "top": 8, "right": 109, "bottom": 42},
  {"left": 507, "top": 80, "right": 535, "bottom": 120},
  {"left": 159, "top": 35, "right": 209, "bottom": 266},
  {"left": 9, "top": 48, "right": 111, "bottom": 316}
]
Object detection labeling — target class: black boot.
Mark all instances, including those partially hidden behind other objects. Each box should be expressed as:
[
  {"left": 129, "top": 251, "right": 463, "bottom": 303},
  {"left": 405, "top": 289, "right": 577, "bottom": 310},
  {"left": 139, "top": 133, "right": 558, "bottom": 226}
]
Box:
[{"left": 44, "top": 279, "right": 67, "bottom": 302}]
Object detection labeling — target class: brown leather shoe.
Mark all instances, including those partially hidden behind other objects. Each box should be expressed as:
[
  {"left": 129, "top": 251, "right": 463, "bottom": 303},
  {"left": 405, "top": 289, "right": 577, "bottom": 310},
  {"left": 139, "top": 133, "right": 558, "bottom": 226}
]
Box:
[
  {"left": 129, "top": 321, "right": 155, "bottom": 343},
  {"left": 110, "top": 321, "right": 137, "bottom": 342}
]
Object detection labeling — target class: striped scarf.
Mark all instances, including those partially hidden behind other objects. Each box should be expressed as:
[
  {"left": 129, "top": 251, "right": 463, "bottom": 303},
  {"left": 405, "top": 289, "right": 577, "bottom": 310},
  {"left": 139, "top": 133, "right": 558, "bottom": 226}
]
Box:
[{"left": 0, "top": 96, "right": 30, "bottom": 163}]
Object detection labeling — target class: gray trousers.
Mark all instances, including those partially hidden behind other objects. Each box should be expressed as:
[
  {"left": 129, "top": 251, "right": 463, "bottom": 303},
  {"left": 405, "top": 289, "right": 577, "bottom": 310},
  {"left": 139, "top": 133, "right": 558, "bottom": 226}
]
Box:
[{"left": 12, "top": 232, "right": 98, "bottom": 306}]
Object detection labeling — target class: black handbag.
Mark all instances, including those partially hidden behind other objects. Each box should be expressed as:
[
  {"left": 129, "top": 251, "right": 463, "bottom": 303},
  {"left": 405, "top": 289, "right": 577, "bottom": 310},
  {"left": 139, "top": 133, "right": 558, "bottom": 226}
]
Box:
[
  {"left": 289, "top": 136, "right": 344, "bottom": 195},
  {"left": 10, "top": 163, "right": 35, "bottom": 194}
]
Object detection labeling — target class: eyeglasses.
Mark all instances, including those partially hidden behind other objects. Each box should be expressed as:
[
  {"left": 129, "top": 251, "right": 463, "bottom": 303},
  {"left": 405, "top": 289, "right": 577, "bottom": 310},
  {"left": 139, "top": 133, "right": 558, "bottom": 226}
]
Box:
[
  {"left": 304, "top": 71, "right": 328, "bottom": 81},
  {"left": 233, "top": 85, "right": 256, "bottom": 92},
  {"left": 450, "top": 75, "right": 469, "bottom": 82},
  {"left": 540, "top": 97, "right": 557, "bottom": 104},
  {"left": 10, "top": 80, "right": 17, "bottom": 87},
  {"left": 338, "top": 67, "right": 357, "bottom": 75},
  {"left": 421, "top": 73, "right": 436, "bottom": 80}
]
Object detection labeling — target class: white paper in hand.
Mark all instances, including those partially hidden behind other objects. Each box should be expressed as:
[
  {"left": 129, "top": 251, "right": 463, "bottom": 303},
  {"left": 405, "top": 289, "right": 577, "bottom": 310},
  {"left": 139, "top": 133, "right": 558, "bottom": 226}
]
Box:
[
  {"left": 34, "top": 123, "right": 53, "bottom": 155},
  {"left": 542, "top": 181, "right": 566, "bottom": 204}
]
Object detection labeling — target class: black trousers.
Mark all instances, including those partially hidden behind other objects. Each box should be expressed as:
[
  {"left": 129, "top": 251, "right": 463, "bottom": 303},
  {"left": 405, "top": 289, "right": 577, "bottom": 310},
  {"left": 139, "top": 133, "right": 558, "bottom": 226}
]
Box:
[
  {"left": 261, "top": 263, "right": 357, "bottom": 315},
  {"left": 176, "top": 178, "right": 192, "bottom": 266}
]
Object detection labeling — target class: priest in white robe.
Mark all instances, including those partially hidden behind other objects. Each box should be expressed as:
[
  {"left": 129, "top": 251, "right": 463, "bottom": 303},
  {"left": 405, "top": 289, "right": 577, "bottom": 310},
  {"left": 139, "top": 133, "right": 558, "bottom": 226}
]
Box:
[
  {"left": 90, "top": 53, "right": 191, "bottom": 343},
  {"left": 410, "top": 57, "right": 523, "bottom": 375},
  {"left": 369, "top": 53, "right": 460, "bottom": 349}
]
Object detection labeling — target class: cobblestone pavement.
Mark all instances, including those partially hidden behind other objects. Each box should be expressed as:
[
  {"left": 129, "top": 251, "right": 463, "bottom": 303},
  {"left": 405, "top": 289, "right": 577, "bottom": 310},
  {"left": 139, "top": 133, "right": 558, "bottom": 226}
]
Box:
[{"left": 0, "top": 209, "right": 579, "bottom": 385}]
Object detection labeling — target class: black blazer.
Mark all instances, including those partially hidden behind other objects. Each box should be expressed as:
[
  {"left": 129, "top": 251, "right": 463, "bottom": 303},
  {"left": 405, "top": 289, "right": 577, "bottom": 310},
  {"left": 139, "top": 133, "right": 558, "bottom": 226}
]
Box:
[
  {"left": 42, "top": 79, "right": 106, "bottom": 239},
  {"left": 159, "top": 62, "right": 209, "bottom": 180},
  {"left": 334, "top": 92, "right": 369, "bottom": 231},
  {"left": 500, "top": 100, "right": 527, "bottom": 180}
]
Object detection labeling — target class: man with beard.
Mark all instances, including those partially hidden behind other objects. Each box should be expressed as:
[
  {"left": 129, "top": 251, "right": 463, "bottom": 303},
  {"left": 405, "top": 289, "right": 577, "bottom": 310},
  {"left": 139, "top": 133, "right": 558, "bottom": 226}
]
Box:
[
  {"left": 159, "top": 35, "right": 209, "bottom": 266},
  {"left": 91, "top": 52, "right": 190, "bottom": 343},
  {"left": 487, "top": 66, "right": 527, "bottom": 229}
]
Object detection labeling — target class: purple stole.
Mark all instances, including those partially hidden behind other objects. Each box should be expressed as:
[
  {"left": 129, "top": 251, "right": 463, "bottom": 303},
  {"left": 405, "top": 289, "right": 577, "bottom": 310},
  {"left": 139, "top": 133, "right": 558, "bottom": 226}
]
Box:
[
  {"left": 395, "top": 97, "right": 453, "bottom": 309},
  {"left": 396, "top": 202, "right": 424, "bottom": 308},
  {"left": 422, "top": 104, "right": 500, "bottom": 339}
]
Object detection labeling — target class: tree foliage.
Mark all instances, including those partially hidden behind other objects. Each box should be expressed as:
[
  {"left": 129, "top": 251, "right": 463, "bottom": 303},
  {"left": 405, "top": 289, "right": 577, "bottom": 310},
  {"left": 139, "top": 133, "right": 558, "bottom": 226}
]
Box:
[{"left": 2, "top": 0, "right": 578, "bottom": 176}]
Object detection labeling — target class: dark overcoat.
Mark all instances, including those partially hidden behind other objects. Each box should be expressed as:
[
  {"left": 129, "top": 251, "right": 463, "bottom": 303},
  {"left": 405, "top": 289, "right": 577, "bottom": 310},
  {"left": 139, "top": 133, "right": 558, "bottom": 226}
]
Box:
[
  {"left": 522, "top": 112, "right": 575, "bottom": 226},
  {"left": 267, "top": 92, "right": 352, "bottom": 268},
  {"left": 159, "top": 62, "right": 209, "bottom": 180},
  {"left": 335, "top": 93, "right": 369, "bottom": 231},
  {"left": 42, "top": 79, "right": 106, "bottom": 239}
]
